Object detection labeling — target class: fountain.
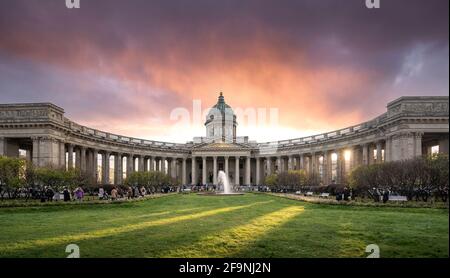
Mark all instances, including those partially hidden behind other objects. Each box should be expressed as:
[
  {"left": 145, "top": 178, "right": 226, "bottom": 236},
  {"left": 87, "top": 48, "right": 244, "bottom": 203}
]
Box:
[
  {"left": 218, "top": 170, "right": 232, "bottom": 194},
  {"left": 197, "top": 170, "right": 244, "bottom": 196}
]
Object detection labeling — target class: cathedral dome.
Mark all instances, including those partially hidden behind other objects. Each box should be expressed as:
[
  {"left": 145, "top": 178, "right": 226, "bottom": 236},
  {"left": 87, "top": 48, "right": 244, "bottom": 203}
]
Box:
[
  {"left": 205, "top": 92, "right": 237, "bottom": 142},
  {"left": 205, "top": 92, "right": 235, "bottom": 125}
]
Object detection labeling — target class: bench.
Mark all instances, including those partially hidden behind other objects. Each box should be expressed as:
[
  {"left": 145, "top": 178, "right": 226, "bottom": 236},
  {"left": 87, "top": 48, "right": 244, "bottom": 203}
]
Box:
[
  {"left": 305, "top": 192, "right": 313, "bottom": 196},
  {"left": 295, "top": 191, "right": 302, "bottom": 195},
  {"left": 181, "top": 188, "right": 191, "bottom": 193},
  {"left": 319, "top": 193, "right": 330, "bottom": 198},
  {"left": 389, "top": 195, "right": 408, "bottom": 201}
]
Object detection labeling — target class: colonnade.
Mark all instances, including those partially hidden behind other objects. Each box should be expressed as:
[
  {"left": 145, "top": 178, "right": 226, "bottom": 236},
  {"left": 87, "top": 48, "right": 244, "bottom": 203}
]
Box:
[
  {"left": 64, "top": 143, "right": 186, "bottom": 185},
  {"left": 2, "top": 131, "right": 448, "bottom": 187}
]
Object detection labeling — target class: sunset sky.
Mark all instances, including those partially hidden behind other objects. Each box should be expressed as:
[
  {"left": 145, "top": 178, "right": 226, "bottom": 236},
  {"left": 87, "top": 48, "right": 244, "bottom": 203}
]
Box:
[{"left": 0, "top": 0, "right": 448, "bottom": 143}]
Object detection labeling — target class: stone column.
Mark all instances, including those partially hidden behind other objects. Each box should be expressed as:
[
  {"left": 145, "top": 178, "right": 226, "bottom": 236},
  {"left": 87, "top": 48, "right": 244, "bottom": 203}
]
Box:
[
  {"left": 67, "top": 144, "right": 74, "bottom": 170},
  {"left": 213, "top": 156, "right": 218, "bottom": 185},
  {"left": 312, "top": 152, "right": 318, "bottom": 175},
  {"left": 31, "top": 137, "right": 40, "bottom": 166},
  {"left": 85, "top": 150, "right": 91, "bottom": 176},
  {"left": 150, "top": 157, "right": 155, "bottom": 171},
  {"left": 74, "top": 148, "right": 81, "bottom": 170},
  {"left": 191, "top": 156, "right": 197, "bottom": 185},
  {"left": 160, "top": 157, "right": 166, "bottom": 174},
  {"left": 103, "top": 152, "right": 110, "bottom": 184},
  {"left": 127, "top": 155, "right": 133, "bottom": 177},
  {"left": 376, "top": 141, "right": 383, "bottom": 163},
  {"left": 266, "top": 157, "right": 272, "bottom": 176},
  {"left": 80, "top": 147, "right": 87, "bottom": 173},
  {"left": 414, "top": 132, "right": 423, "bottom": 157},
  {"left": 348, "top": 147, "right": 355, "bottom": 170},
  {"left": 322, "top": 151, "right": 329, "bottom": 184},
  {"left": 276, "top": 156, "right": 281, "bottom": 173},
  {"left": 288, "top": 155, "right": 293, "bottom": 171},
  {"left": 385, "top": 136, "right": 392, "bottom": 162},
  {"left": 307, "top": 154, "right": 313, "bottom": 174},
  {"left": 138, "top": 156, "right": 145, "bottom": 172},
  {"left": 0, "top": 137, "right": 5, "bottom": 156},
  {"left": 245, "top": 156, "right": 251, "bottom": 185},
  {"left": 171, "top": 158, "right": 177, "bottom": 179},
  {"left": 362, "top": 144, "right": 369, "bottom": 165},
  {"left": 155, "top": 158, "right": 160, "bottom": 171},
  {"left": 202, "top": 156, "right": 207, "bottom": 185},
  {"left": 256, "top": 157, "right": 261, "bottom": 185},
  {"left": 235, "top": 156, "right": 240, "bottom": 186},
  {"left": 299, "top": 154, "right": 304, "bottom": 170},
  {"left": 182, "top": 158, "right": 187, "bottom": 185},
  {"left": 224, "top": 156, "right": 229, "bottom": 176},
  {"left": 115, "top": 153, "right": 122, "bottom": 185},
  {"left": 335, "top": 150, "right": 342, "bottom": 183},
  {"left": 92, "top": 149, "right": 98, "bottom": 183},
  {"left": 59, "top": 142, "right": 66, "bottom": 169}
]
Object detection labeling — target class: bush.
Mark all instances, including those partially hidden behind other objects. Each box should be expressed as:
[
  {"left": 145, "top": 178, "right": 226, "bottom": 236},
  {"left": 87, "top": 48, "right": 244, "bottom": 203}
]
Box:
[
  {"left": 349, "top": 154, "right": 449, "bottom": 202},
  {"left": 124, "top": 171, "right": 178, "bottom": 193},
  {"left": 264, "top": 170, "right": 309, "bottom": 192}
]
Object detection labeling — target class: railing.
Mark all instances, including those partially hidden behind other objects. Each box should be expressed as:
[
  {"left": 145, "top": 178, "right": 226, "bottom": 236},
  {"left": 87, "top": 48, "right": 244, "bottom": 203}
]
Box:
[
  {"left": 63, "top": 118, "right": 190, "bottom": 150},
  {"left": 256, "top": 113, "right": 388, "bottom": 149},
  {"left": 61, "top": 110, "right": 404, "bottom": 151}
]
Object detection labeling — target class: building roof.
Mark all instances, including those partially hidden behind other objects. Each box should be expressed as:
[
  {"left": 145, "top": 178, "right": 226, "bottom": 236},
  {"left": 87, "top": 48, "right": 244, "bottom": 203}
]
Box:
[{"left": 193, "top": 142, "right": 251, "bottom": 152}]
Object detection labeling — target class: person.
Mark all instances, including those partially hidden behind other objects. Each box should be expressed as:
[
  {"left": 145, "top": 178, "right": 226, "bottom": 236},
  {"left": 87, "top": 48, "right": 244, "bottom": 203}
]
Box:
[
  {"left": 343, "top": 187, "right": 349, "bottom": 201},
  {"left": 111, "top": 187, "right": 118, "bottom": 201},
  {"left": 140, "top": 186, "right": 146, "bottom": 196},
  {"left": 75, "top": 187, "right": 84, "bottom": 202},
  {"left": 53, "top": 190, "right": 60, "bottom": 202},
  {"left": 63, "top": 187, "right": 71, "bottom": 202},
  {"left": 134, "top": 186, "right": 140, "bottom": 198},
  {"left": 40, "top": 187, "right": 46, "bottom": 203},
  {"left": 46, "top": 186, "right": 55, "bottom": 202},
  {"left": 382, "top": 190, "right": 389, "bottom": 203},
  {"left": 127, "top": 186, "right": 132, "bottom": 199},
  {"left": 98, "top": 187, "right": 105, "bottom": 200}
]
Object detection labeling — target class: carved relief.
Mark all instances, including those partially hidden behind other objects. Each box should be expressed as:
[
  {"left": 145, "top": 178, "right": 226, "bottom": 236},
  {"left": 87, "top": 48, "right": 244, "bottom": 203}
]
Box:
[
  {"left": 0, "top": 109, "right": 48, "bottom": 119},
  {"left": 388, "top": 100, "right": 449, "bottom": 118},
  {"left": 402, "top": 102, "right": 449, "bottom": 115},
  {"left": 388, "top": 104, "right": 402, "bottom": 115}
]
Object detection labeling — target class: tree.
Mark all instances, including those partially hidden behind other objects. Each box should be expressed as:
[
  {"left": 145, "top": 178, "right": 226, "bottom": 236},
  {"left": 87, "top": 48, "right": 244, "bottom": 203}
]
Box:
[
  {"left": 264, "top": 174, "right": 278, "bottom": 188},
  {"left": 0, "top": 156, "right": 26, "bottom": 199},
  {"left": 349, "top": 154, "right": 449, "bottom": 202},
  {"left": 124, "top": 171, "right": 173, "bottom": 192},
  {"left": 34, "top": 167, "right": 76, "bottom": 191}
]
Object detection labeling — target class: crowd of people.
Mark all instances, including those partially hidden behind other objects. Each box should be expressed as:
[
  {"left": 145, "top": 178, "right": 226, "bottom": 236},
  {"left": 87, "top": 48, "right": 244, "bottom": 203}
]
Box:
[{"left": 11, "top": 186, "right": 86, "bottom": 202}]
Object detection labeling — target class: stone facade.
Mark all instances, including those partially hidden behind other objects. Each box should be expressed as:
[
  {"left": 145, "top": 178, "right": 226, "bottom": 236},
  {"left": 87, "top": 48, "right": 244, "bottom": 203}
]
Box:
[{"left": 0, "top": 96, "right": 448, "bottom": 186}]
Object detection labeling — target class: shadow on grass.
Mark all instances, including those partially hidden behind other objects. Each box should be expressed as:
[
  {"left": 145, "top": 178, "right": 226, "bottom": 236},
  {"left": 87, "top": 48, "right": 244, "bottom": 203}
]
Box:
[
  {"left": 231, "top": 204, "right": 449, "bottom": 258},
  {"left": 0, "top": 198, "right": 276, "bottom": 257}
]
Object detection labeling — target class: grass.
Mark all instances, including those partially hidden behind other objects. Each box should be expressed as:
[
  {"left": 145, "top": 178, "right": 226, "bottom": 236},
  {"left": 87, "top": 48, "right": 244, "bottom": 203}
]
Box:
[{"left": 0, "top": 193, "right": 447, "bottom": 258}]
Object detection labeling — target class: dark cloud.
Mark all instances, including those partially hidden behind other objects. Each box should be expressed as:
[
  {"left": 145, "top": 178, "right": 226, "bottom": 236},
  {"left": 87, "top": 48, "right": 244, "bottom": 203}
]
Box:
[{"left": 0, "top": 0, "right": 448, "bottom": 141}]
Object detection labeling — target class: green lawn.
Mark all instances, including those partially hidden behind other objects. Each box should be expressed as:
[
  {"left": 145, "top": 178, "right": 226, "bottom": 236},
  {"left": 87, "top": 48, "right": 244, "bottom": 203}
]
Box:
[{"left": 0, "top": 193, "right": 448, "bottom": 258}]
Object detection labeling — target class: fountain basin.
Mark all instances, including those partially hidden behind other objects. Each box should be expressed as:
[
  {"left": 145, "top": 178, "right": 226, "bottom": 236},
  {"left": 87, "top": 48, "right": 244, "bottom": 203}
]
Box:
[{"left": 197, "top": 192, "right": 245, "bottom": 196}]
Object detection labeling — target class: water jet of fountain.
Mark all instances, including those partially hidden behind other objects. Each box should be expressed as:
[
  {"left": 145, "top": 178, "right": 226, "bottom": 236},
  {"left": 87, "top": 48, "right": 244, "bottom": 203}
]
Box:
[{"left": 218, "top": 170, "right": 231, "bottom": 194}]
